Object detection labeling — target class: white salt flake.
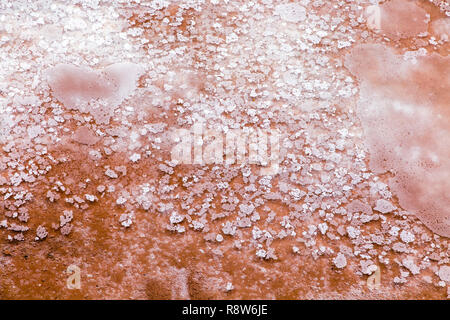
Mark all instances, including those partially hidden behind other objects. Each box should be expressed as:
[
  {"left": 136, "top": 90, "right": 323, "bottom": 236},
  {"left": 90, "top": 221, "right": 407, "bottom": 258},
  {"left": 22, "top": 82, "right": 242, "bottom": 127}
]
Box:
[
  {"left": 36, "top": 226, "right": 48, "bottom": 240},
  {"left": 130, "top": 153, "right": 141, "bottom": 163},
  {"left": 170, "top": 212, "right": 184, "bottom": 224},
  {"left": 402, "top": 258, "right": 420, "bottom": 275},
  {"left": 119, "top": 213, "right": 133, "bottom": 228},
  {"left": 225, "top": 282, "right": 234, "bottom": 292},
  {"left": 400, "top": 230, "right": 415, "bottom": 243},
  {"left": 333, "top": 253, "right": 347, "bottom": 269},
  {"left": 105, "top": 169, "right": 118, "bottom": 179},
  {"left": 346, "top": 226, "right": 360, "bottom": 239},
  {"left": 85, "top": 194, "right": 97, "bottom": 202},
  {"left": 116, "top": 197, "right": 127, "bottom": 205},
  {"left": 374, "top": 199, "right": 396, "bottom": 214}
]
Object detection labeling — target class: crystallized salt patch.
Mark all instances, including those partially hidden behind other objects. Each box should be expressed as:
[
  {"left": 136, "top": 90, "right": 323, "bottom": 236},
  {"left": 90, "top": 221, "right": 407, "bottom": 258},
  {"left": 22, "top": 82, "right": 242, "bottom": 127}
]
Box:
[
  {"left": 374, "top": 199, "right": 396, "bottom": 214},
  {"left": 274, "top": 3, "right": 307, "bottom": 23},
  {"left": 72, "top": 126, "right": 100, "bottom": 145},
  {"left": 438, "top": 266, "right": 450, "bottom": 282},
  {"left": 333, "top": 253, "right": 347, "bottom": 269}
]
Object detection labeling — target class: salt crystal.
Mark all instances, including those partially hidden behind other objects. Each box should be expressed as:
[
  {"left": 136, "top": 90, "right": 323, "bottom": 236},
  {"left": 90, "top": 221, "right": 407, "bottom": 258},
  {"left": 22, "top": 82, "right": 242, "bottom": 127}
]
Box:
[
  {"left": 400, "top": 230, "right": 415, "bottom": 243},
  {"left": 130, "top": 153, "right": 141, "bottom": 163},
  {"left": 105, "top": 169, "right": 118, "bottom": 179},
  {"left": 333, "top": 253, "right": 347, "bottom": 269}
]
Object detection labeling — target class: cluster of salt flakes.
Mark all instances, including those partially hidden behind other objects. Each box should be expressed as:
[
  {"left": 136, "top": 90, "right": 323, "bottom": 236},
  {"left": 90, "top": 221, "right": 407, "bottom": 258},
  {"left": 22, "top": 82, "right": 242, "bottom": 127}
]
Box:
[{"left": 0, "top": 0, "right": 449, "bottom": 299}]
